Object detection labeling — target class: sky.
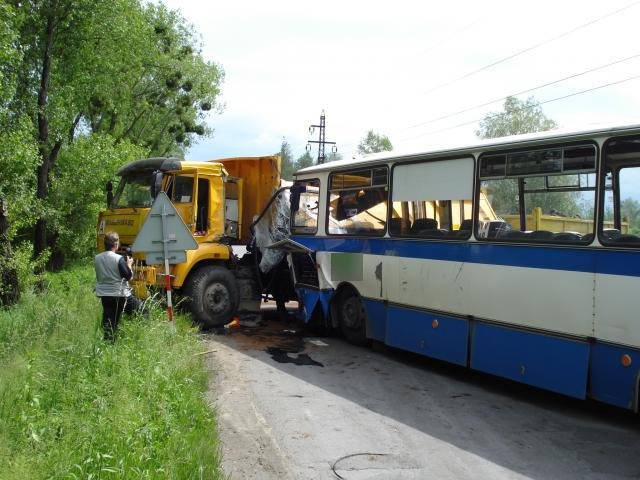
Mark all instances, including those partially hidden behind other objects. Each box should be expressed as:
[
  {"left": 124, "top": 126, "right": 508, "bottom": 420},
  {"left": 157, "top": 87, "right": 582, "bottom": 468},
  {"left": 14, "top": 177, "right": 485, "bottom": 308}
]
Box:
[{"left": 162, "top": 0, "right": 640, "bottom": 162}]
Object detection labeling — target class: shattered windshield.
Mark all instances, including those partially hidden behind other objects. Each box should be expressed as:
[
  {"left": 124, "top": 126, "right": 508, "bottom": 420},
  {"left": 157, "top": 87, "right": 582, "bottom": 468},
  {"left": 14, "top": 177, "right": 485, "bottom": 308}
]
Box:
[{"left": 112, "top": 172, "right": 153, "bottom": 208}]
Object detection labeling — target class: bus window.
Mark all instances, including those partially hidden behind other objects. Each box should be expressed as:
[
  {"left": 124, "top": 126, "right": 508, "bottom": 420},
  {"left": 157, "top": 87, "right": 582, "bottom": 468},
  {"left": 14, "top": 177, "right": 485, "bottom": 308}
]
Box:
[
  {"left": 601, "top": 136, "right": 640, "bottom": 246},
  {"left": 391, "top": 158, "right": 473, "bottom": 239},
  {"left": 291, "top": 179, "right": 320, "bottom": 235},
  {"left": 478, "top": 145, "right": 596, "bottom": 243},
  {"left": 327, "top": 168, "right": 388, "bottom": 235}
]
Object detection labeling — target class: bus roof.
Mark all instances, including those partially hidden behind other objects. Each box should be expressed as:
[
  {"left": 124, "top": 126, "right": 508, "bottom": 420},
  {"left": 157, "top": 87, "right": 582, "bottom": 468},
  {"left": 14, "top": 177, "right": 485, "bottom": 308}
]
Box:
[{"left": 295, "top": 122, "right": 640, "bottom": 175}]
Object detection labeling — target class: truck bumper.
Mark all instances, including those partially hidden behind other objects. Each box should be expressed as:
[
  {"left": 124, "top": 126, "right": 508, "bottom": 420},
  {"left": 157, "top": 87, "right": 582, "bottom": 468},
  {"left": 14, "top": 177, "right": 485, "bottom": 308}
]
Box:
[{"left": 131, "top": 265, "right": 159, "bottom": 299}]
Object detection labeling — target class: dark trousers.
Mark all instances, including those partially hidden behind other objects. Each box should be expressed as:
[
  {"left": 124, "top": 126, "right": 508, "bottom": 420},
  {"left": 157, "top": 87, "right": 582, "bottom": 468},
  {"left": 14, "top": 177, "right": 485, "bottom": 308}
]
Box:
[{"left": 100, "top": 295, "right": 145, "bottom": 340}]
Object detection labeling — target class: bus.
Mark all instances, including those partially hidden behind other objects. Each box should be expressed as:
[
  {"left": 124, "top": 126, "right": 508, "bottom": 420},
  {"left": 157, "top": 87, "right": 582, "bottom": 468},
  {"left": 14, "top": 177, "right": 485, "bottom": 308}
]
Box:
[{"left": 283, "top": 123, "right": 640, "bottom": 411}]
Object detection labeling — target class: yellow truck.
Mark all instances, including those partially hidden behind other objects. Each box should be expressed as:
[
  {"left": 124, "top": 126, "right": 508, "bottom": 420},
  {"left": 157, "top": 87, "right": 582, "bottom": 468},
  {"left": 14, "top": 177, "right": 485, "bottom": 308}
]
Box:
[{"left": 96, "top": 155, "right": 291, "bottom": 327}]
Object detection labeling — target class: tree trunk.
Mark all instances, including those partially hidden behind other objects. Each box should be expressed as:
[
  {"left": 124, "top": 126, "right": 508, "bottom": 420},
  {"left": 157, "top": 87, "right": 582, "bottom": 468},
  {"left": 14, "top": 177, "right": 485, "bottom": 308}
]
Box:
[{"left": 34, "top": 7, "right": 57, "bottom": 259}]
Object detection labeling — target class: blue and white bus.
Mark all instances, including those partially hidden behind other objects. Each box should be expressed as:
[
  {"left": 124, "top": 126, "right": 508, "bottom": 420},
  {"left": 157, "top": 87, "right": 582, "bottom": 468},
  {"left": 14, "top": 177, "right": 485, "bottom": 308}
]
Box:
[{"left": 285, "top": 124, "right": 640, "bottom": 411}]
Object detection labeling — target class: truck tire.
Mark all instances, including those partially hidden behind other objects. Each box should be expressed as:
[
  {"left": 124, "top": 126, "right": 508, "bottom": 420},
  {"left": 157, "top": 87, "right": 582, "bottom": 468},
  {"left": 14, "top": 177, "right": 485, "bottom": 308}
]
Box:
[
  {"left": 337, "top": 289, "right": 368, "bottom": 346},
  {"left": 184, "top": 266, "right": 239, "bottom": 328}
]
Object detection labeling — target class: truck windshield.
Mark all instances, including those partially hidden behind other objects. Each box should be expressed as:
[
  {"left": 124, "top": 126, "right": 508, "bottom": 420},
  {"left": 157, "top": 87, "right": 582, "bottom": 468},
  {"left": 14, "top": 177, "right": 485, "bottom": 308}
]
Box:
[{"left": 112, "top": 172, "right": 153, "bottom": 208}]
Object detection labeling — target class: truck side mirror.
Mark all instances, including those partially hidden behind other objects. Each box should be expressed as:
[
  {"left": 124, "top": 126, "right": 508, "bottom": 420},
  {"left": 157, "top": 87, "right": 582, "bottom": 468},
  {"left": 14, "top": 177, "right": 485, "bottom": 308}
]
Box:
[
  {"left": 151, "top": 170, "right": 163, "bottom": 199},
  {"left": 106, "top": 181, "right": 113, "bottom": 208}
]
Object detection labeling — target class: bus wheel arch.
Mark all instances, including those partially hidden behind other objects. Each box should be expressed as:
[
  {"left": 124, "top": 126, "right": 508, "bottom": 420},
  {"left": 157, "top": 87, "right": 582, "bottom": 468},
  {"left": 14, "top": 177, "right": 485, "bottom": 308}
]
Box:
[
  {"left": 332, "top": 283, "right": 368, "bottom": 346},
  {"left": 183, "top": 262, "right": 239, "bottom": 329}
]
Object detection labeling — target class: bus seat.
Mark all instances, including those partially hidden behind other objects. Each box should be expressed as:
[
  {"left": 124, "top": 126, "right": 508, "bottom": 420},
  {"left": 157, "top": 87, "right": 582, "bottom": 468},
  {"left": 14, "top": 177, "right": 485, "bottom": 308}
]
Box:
[
  {"left": 488, "top": 220, "right": 512, "bottom": 238},
  {"left": 459, "top": 219, "right": 473, "bottom": 231},
  {"left": 501, "top": 230, "right": 526, "bottom": 240},
  {"left": 581, "top": 233, "right": 594, "bottom": 244},
  {"left": 410, "top": 218, "right": 438, "bottom": 235},
  {"left": 418, "top": 229, "right": 446, "bottom": 237},
  {"left": 552, "top": 232, "right": 582, "bottom": 242},
  {"left": 389, "top": 217, "right": 409, "bottom": 235},
  {"left": 612, "top": 234, "right": 640, "bottom": 244},
  {"left": 529, "top": 230, "right": 554, "bottom": 240},
  {"left": 603, "top": 229, "right": 621, "bottom": 240},
  {"left": 352, "top": 221, "right": 374, "bottom": 234}
]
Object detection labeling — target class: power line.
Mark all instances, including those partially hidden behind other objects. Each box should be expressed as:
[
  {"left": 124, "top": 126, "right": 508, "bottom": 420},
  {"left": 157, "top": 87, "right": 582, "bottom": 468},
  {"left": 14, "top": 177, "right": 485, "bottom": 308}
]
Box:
[
  {"left": 403, "top": 52, "right": 640, "bottom": 132},
  {"left": 421, "top": 1, "right": 640, "bottom": 96},
  {"left": 342, "top": 0, "right": 640, "bottom": 153},
  {"left": 397, "top": 73, "right": 640, "bottom": 143},
  {"left": 339, "top": 53, "right": 640, "bottom": 151}
]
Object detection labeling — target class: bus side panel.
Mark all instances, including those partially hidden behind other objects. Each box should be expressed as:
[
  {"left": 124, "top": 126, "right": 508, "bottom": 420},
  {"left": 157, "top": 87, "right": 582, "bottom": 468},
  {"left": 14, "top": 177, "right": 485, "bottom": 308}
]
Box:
[
  {"left": 361, "top": 298, "right": 386, "bottom": 342},
  {"left": 594, "top": 265, "right": 640, "bottom": 353},
  {"left": 470, "top": 322, "right": 589, "bottom": 399},
  {"left": 295, "top": 287, "right": 332, "bottom": 322},
  {"left": 589, "top": 342, "right": 640, "bottom": 409},
  {"left": 385, "top": 305, "right": 468, "bottom": 366}
]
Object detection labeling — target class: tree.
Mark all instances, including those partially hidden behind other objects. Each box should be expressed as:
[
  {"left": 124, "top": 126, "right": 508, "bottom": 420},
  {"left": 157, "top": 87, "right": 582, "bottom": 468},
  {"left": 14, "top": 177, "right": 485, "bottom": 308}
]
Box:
[
  {"left": 8, "top": 0, "right": 223, "bottom": 262},
  {"left": 621, "top": 198, "right": 640, "bottom": 234},
  {"left": 0, "top": 2, "right": 39, "bottom": 301},
  {"left": 48, "top": 136, "right": 146, "bottom": 264},
  {"left": 277, "top": 138, "right": 295, "bottom": 180},
  {"left": 325, "top": 151, "right": 343, "bottom": 163},
  {"left": 87, "top": 4, "right": 224, "bottom": 156},
  {"left": 294, "top": 151, "right": 314, "bottom": 170},
  {"left": 357, "top": 130, "right": 392, "bottom": 155},
  {"left": 476, "top": 96, "right": 557, "bottom": 139}
]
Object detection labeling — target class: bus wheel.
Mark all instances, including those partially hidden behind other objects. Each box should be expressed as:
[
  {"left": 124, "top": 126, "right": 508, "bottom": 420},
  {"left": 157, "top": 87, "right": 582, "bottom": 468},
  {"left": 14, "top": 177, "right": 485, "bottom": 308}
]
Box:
[
  {"left": 185, "top": 266, "right": 239, "bottom": 329},
  {"left": 338, "top": 289, "right": 367, "bottom": 346}
]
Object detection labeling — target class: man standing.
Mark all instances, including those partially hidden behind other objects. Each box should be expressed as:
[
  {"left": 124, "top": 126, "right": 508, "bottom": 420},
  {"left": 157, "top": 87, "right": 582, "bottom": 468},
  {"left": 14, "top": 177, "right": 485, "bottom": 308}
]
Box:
[{"left": 95, "top": 231, "right": 144, "bottom": 340}]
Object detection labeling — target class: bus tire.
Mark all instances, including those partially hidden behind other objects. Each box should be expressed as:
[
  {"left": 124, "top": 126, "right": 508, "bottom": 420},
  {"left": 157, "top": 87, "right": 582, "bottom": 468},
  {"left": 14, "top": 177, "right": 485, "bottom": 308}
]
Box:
[
  {"left": 337, "top": 289, "right": 368, "bottom": 346},
  {"left": 184, "top": 265, "right": 239, "bottom": 328}
]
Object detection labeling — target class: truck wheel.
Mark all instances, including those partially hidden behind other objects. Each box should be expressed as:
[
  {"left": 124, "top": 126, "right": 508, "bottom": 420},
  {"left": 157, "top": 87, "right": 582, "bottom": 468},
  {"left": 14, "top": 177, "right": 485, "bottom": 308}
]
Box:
[
  {"left": 337, "top": 289, "right": 368, "bottom": 346},
  {"left": 184, "top": 266, "right": 239, "bottom": 328}
]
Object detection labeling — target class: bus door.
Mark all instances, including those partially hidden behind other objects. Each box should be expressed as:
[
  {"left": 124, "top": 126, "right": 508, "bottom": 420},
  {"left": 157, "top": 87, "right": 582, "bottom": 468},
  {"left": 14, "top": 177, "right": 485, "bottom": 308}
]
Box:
[{"left": 591, "top": 135, "right": 640, "bottom": 409}]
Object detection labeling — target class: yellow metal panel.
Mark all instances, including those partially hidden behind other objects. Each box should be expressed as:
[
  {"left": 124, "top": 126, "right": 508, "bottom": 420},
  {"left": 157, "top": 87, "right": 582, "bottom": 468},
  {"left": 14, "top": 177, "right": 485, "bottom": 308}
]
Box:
[
  {"left": 218, "top": 156, "right": 281, "bottom": 242},
  {"left": 204, "top": 175, "right": 225, "bottom": 240},
  {"left": 169, "top": 242, "right": 231, "bottom": 289},
  {"left": 96, "top": 208, "right": 151, "bottom": 252},
  {"left": 501, "top": 211, "right": 628, "bottom": 234}
]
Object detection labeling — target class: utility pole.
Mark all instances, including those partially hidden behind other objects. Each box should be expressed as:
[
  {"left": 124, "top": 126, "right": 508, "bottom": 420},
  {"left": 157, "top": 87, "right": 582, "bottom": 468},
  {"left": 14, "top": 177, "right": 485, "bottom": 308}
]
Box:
[{"left": 307, "top": 110, "right": 336, "bottom": 164}]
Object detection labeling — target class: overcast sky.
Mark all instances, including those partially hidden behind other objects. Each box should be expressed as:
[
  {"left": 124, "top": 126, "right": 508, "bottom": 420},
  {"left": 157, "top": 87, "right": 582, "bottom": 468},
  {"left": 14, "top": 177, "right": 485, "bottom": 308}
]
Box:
[{"left": 162, "top": 0, "right": 640, "bottom": 162}]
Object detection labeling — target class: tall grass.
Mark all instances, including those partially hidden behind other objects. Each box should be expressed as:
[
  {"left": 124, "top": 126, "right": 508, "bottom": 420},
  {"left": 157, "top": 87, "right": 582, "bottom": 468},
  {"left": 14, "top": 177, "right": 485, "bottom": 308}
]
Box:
[{"left": 0, "top": 266, "right": 222, "bottom": 479}]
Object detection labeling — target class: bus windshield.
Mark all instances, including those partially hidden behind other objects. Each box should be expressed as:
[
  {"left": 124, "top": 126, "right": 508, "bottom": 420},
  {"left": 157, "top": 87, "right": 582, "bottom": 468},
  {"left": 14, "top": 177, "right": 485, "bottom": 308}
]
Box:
[{"left": 112, "top": 172, "right": 154, "bottom": 208}]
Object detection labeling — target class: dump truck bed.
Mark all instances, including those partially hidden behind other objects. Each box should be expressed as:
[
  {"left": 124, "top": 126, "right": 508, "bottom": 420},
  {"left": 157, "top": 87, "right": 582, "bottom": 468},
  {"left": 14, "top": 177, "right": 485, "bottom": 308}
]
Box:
[{"left": 218, "top": 156, "right": 281, "bottom": 243}]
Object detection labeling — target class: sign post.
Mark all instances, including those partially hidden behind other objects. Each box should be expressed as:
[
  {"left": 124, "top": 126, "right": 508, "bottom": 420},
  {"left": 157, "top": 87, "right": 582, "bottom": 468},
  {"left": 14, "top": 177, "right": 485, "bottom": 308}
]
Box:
[{"left": 131, "top": 192, "right": 198, "bottom": 333}]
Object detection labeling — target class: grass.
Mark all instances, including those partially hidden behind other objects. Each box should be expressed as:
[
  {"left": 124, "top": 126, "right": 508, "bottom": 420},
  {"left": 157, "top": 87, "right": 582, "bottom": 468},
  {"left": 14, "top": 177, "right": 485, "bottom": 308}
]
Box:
[{"left": 0, "top": 265, "right": 223, "bottom": 479}]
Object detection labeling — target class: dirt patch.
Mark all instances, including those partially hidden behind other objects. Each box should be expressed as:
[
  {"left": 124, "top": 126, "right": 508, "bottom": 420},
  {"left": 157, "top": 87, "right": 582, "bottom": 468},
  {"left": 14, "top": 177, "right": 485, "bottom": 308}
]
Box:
[{"left": 230, "top": 318, "right": 305, "bottom": 353}]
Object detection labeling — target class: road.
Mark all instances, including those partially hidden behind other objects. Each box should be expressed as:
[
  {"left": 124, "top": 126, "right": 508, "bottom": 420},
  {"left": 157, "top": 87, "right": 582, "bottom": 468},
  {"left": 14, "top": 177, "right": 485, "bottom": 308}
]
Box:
[{"left": 203, "top": 309, "right": 640, "bottom": 480}]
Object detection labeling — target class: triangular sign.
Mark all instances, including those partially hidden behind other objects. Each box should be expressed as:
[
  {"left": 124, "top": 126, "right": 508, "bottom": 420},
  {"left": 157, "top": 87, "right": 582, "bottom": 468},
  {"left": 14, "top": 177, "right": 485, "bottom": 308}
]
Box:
[{"left": 131, "top": 192, "right": 198, "bottom": 259}]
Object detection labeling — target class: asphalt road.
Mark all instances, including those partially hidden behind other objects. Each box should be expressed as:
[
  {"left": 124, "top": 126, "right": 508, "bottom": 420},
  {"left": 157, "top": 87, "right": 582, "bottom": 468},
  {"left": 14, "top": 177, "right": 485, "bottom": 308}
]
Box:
[{"left": 204, "top": 310, "right": 640, "bottom": 480}]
